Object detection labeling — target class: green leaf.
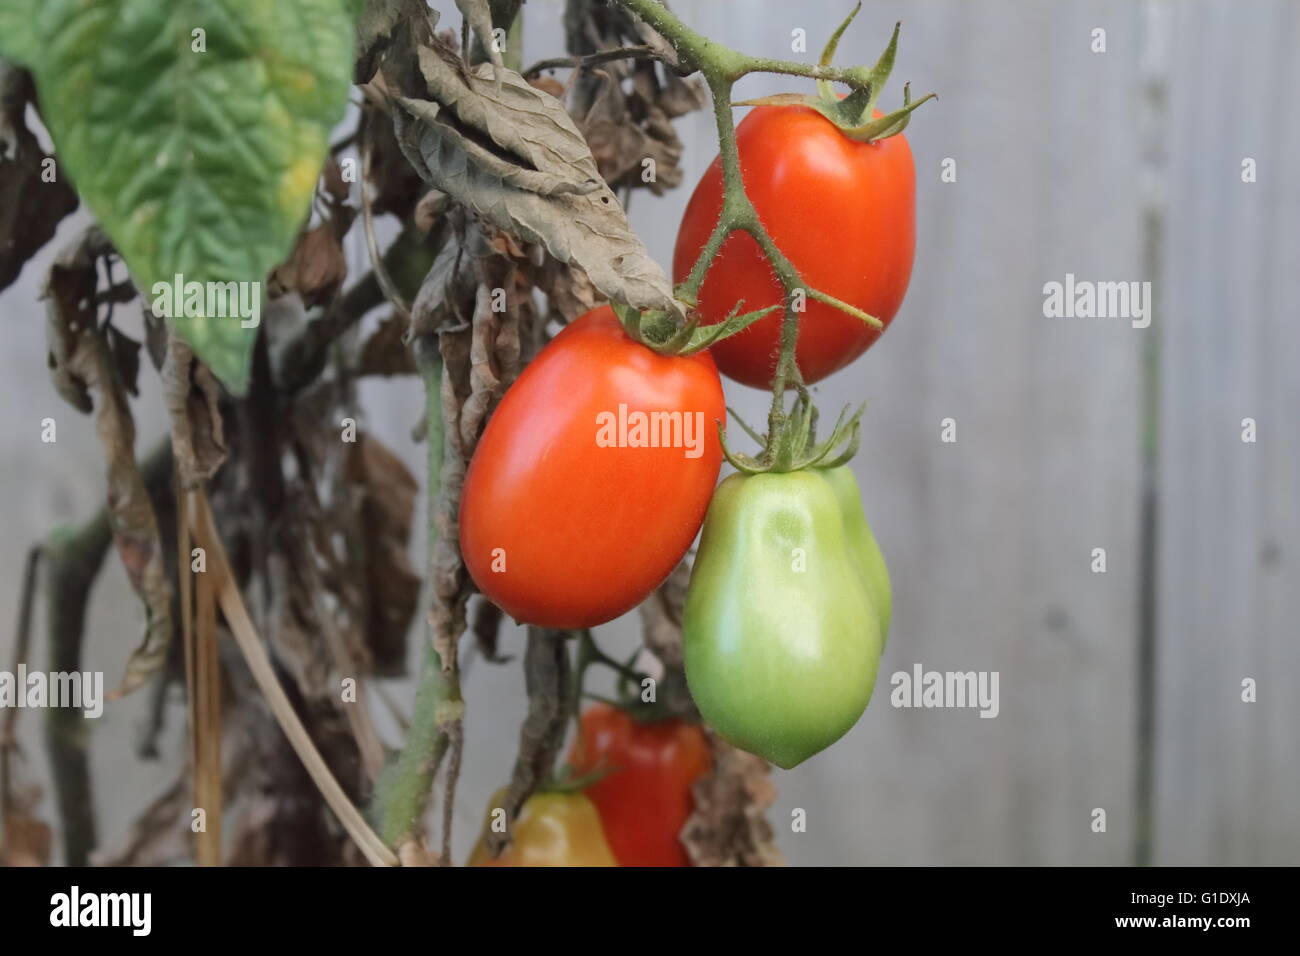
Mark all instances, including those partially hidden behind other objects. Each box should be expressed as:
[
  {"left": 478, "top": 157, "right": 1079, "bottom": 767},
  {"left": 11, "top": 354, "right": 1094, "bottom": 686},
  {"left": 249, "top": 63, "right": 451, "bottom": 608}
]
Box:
[
  {"left": 0, "top": 2, "right": 39, "bottom": 64},
  {"left": 13, "top": 0, "right": 355, "bottom": 392}
]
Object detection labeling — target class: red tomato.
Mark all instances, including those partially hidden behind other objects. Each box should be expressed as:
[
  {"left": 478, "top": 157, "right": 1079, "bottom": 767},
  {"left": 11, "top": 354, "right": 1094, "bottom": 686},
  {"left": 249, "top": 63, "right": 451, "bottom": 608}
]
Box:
[
  {"left": 568, "top": 703, "right": 712, "bottom": 867},
  {"left": 673, "top": 105, "right": 916, "bottom": 388},
  {"left": 459, "top": 306, "right": 725, "bottom": 629}
]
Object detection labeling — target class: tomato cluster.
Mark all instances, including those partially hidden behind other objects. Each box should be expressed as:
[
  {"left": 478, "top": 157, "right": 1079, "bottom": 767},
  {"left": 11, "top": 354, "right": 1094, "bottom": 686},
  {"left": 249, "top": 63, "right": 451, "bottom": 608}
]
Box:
[{"left": 460, "top": 86, "right": 914, "bottom": 861}]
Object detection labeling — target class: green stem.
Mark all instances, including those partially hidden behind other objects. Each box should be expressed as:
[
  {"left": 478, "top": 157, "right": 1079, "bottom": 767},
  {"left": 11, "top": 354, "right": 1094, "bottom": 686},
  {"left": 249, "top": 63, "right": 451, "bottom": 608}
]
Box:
[
  {"left": 370, "top": 337, "right": 459, "bottom": 850},
  {"left": 375, "top": 642, "right": 451, "bottom": 847}
]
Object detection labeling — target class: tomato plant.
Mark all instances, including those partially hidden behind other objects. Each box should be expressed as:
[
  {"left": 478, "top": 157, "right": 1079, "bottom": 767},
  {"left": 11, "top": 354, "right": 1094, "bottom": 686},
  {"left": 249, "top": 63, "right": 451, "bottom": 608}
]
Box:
[
  {"left": 460, "top": 305, "right": 726, "bottom": 629},
  {"left": 683, "top": 470, "right": 884, "bottom": 769},
  {"left": 0, "top": 0, "right": 934, "bottom": 873},
  {"left": 468, "top": 790, "right": 616, "bottom": 867},
  {"left": 567, "top": 702, "right": 711, "bottom": 867},
  {"left": 673, "top": 104, "right": 916, "bottom": 389}
]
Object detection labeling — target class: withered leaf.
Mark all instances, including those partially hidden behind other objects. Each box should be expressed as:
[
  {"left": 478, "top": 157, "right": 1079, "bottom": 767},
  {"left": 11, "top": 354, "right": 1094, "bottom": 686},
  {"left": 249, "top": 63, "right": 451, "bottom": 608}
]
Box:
[
  {"left": 559, "top": 2, "right": 703, "bottom": 196},
  {"left": 355, "top": 0, "right": 437, "bottom": 83},
  {"left": 161, "top": 333, "right": 227, "bottom": 490},
  {"left": 0, "top": 772, "right": 51, "bottom": 867},
  {"left": 0, "top": 806, "right": 52, "bottom": 867},
  {"left": 105, "top": 323, "right": 142, "bottom": 397},
  {"left": 269, "top": 220, "right": 353, "bottom": 309},
  {"left": 45, "top": 227, "right": 172, "bottom": 698},
  {"left": 413, "top": 188, "right": 450, "bottom": 235},
  {"left": 358, "top": 312, "right": 417, "bottom": 376},
  {"left": 321, "top": 156, "right": 350, "bottom": 206},
  {"left": 409, "top": 224, "right": 476, "bottom": 338},
  {"left": 389, "top": 50, "right": 680, "bottom": 317},
  {"left": 361, "top": 94, "right": 430, "bottom": 221},
  {"left": 0, "top": 61, "right": 78, "bottom": 291},
  {"left": 535, "top": 253, "right": 601, "bottom": 326},
  {"left": 577, "top": 70, "right": 700, "bottom": 195},
  {"left": 267, "top": 513, "right": 333, "bottom": 702},
  {"left": 453, "top": 0, "right": 504, "bottom": 78},
  {"left": 682, "top": 733, "right": 785, "bottom": 867},
  {"left": 90, "top": 770, "right": 190, "bottom": 866},
  {"left": 344, "top": 432, "right": 420, "bottom": 677}
]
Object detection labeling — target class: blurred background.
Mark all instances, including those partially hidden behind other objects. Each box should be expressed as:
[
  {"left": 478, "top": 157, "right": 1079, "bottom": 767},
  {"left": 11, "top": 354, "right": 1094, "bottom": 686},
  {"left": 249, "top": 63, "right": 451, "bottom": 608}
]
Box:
[{"left": 1, "top": 0, "right": 1296, "bottom": 865}]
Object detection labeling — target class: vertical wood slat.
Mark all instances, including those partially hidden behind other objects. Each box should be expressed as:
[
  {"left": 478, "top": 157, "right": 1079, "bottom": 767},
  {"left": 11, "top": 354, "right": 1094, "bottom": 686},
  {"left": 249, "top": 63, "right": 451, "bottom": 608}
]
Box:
[{"left": 1153, "top": 0, "right": 1300, "bottom": 866}]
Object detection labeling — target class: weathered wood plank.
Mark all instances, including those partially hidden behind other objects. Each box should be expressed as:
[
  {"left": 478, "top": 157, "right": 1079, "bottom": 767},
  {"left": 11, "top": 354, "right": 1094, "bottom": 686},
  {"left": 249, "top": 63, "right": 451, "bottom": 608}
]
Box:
[{"left": 1153, "top": 0, "right": 1300, "bottom": 866}]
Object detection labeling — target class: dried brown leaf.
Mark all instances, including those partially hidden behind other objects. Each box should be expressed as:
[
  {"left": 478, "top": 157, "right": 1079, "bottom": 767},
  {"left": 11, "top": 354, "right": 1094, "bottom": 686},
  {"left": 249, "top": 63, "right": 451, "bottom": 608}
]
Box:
[
  {"left": 0, "top": 780, "right": 51, "bottom": 867},
  {"left": 321, "top": 156, "right": 350, "bottom": 205},
  {"left": 413, "top": 188, "right": 450, "bottom": 234},
  {"left": 559, "top": 1, "right": 703, "bottom": 196},
  {"left": 344, "top": 432, "right": 420, "bottom": 676},
  {"left": 355, "top": 0, "right": 438, "bottom": 84},
  {"left": 535, "top": 254, "right": 601, "bottom": 326},
  {"left": 266, "top": 540, "right": 332, "bottom": 702},
  {"left": 454, "top": 0, "right": 504, "bottom": 78},
  {"left": 270, "top": 220, "right": 353, "bottom": 309},
  {"left": 0, "top": 809, "right": 52, "bottom": 867},
  {"left": 90, "top": 769, "right": 190, "bottom": 867},
  {"left": 161, "top": 333, "right": 227, "bottom": 490},
  {"left": 388, "top": 48, "right": 680, "bottom": 316},
  {"left": 682, "top": 733, "right": 785, "bottom": 867},
  {"left": 408, "top": 225, "right": 476, "bottom": 338},
  {"left": 0, "top": 62, "right": 78, "bottom": 291},
  {"left": 358, "top": 312, "right": 417, "bottom": 376},
  {"left": 44, "top": 227, "right": 172, "bottom": 698},
  {"left": 105, "top": 324, "right": 142, "bottom": 397},
  {"left": 363, "top": 98, "right": 430, "bottom": 221}
]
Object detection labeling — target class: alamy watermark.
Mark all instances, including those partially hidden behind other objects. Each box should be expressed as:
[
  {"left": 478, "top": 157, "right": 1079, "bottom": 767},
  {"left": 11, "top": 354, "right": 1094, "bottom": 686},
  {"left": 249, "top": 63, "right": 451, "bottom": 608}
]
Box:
[
  {"left": 50, "top": 886, "right": 151, "bottom": 936},
  {"left": 151, "top": 274, "right": 261, "bottom": 328},
  {"left": 0, "top": 665, "right": 103, "bottom": 719},
  {"left": 890, "top": 663, "right": 999, "bottom": 718},
  {"left": 595, "top": 403, "right": 706, "bottom": 459},
  {"left": 1042, "top": 273, "right": 1151, "bottom": 328}
]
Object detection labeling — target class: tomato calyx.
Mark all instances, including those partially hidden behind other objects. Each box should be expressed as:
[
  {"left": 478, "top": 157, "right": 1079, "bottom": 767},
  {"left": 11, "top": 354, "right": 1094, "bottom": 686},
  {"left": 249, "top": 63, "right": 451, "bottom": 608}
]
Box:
[
  {"left": 721, "top": 392, "right": 864, "bottom": 475},
  {"left": 611, "top": 300, "right": 780, "bottom": 357},
  {"left": 733, "top": 5, "right": 935, "bottom": 144}
]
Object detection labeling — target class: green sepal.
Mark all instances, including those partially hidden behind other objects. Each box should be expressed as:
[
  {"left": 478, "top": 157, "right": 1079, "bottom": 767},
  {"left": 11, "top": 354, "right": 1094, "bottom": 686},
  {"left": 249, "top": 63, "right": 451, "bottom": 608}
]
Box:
[
  {"left": 733, "top": 17, "right": 933, "bottom": 145},
  {"left": 816, "top": 1, "right": 863, "bottom": 102},
  {"left": 719, "top": 392, "right": 865, "bottom": 476},
  {"left": 613, "top": 301, "right": 779, "bottom": 357}
]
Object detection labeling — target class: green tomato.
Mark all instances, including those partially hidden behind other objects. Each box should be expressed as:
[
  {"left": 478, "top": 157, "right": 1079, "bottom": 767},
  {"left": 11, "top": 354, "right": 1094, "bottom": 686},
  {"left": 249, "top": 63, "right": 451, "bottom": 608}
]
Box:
[
  {"left": 683, "top": 471, "right": 882, "bottom": 769},
  {"left": 819, "top": 466, "right": 892, "bottom": 646}
]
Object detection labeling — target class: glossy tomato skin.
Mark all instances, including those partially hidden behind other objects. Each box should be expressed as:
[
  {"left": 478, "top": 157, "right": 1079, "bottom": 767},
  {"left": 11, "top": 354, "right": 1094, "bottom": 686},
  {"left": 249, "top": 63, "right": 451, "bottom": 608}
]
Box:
[
  {"left": 683, "top": 471, "right": 883, "bottom": 769},
  {"left": 468, "top": 790, "right": 616, "bottom": 867},
  {"left": 460, "top": 306, "right": 726, "bottom": 629},
  {"left": 673, "top": 105, "right": 915, "bottom": 388},
  {"left": 567, "top": 703, "right": 712, "bottom": 867}
]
